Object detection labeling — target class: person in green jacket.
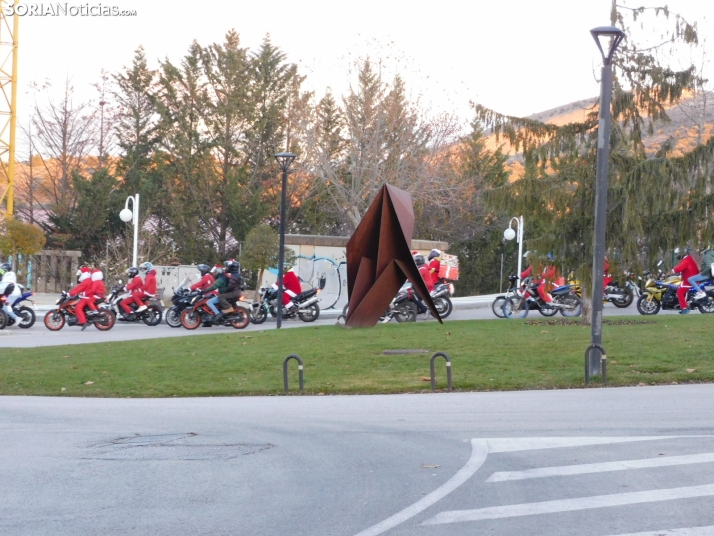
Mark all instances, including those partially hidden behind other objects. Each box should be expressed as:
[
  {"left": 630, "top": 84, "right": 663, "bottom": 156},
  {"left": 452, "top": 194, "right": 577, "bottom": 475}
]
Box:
[{"left": 689, "top": 245, "right": 714, "bottom": 299}]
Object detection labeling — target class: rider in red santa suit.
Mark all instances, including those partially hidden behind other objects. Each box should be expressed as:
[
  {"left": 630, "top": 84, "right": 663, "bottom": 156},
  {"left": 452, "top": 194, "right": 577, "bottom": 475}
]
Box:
[
  {"left": 120, "top": 266, "right": 143, "bottom": 318},
  {"left": 69, "top": 266, "right": 93, "bottom": 327},
  {"left": 673, "top": 248, "right": 700, "bottom": 314},
  {"left": 80, "top": 269, "right": 106, "bottom": 330},
  {"left": 415, "top": 254, "right": 434, "bottom": 292},
  {"left": 273, "top": 264, "right": 302, "bottom": 311},
  {"left": 190, "top": 264, "right": 216, "bottom": 294}
]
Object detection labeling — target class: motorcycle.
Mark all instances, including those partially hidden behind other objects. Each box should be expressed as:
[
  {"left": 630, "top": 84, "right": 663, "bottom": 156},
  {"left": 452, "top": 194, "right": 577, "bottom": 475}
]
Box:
[
  {"left": 165, "top": 278, "right": 195, "bottom": 328},
  {"left": 180, "top": 293, "right": 250, "bottom": 329},
  {"left": 503, "top": 276, "right": 582, "bottom": 318},
  {"left": 250, "top": 286, "right": 321, "bottom": 324},
  {"left": 636, "top": 272, "right": 714, "bottom": 315},
  {"left": 105, "top": 283, "right": 163, "bottom": 326},
  {"left": 43, "top": 291, "right": 116, "bottom": 331}
]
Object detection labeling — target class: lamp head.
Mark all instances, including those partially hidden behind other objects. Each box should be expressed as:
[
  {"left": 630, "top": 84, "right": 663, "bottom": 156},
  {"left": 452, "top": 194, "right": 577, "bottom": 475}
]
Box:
[
  {"left": 274, "top": 152, "right": 297, "bottom": 172},
  {"left": 119, "top": 208, "right": 133, "bottom": 223},
  {"left": 503, "top": 227, "right": 516, "bottom": 241},
  {"left": 591, "top": 26, "right": 625, "bottom": 66}
]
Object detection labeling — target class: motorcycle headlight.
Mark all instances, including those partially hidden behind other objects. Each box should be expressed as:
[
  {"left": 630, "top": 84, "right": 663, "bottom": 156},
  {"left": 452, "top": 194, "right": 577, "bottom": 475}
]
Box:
[{"left": 55, "top": 298, "right": 61, "bottom": 305}]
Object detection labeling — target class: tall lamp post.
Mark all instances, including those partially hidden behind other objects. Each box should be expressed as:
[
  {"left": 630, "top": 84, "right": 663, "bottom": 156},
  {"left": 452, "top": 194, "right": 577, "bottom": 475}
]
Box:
[
  {"left": 274, "top": 152, "right": 296, "bottom": 329},
  {"left": 586, "top": 26, "right": 625, "bottom": 383},
  {"left": 119, "top": 194, "right": 140, "bottom": 268},
  {"left": 504, "top": 216, "right": 524, "bottom": 284}
]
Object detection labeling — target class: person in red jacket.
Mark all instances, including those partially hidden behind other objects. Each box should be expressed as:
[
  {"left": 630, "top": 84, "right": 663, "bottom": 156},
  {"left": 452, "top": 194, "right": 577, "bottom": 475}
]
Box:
[
  {"left": 415, "top": 254, "right": 434, "bottom": 292},
  {"left": 189, "top": 264, "right": 215, "bottom": 294},
  {"left": 427, "top": 249, "right": 442, "bottom": 286},
  {"left": 69, "top": 266, "right": 93, "bottom": 326},
  {"left": 603, "top": 257, "right": 613, "bottom": 288},
  {"left": 80, "top": 269, "right": 106, "bottom": 330},
  {"left": 135, "top": 262, "right": 157, "bottom": 313},
  {"left": 273, "top": 264, "right": 302, "bottom": 311},
  {"left": 120, "top": 266, "right": 143, "bottom": 317},
  {"left": 673, "top": 248, "right": 699, "bottom": 314}
]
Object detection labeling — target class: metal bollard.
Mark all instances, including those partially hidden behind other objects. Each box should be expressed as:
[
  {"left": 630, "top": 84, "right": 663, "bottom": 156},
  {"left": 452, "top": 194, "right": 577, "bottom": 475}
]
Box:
[
  {"left": 283, "top": 354, "right": 304, "bottom": 394},
  {"left": 430, "top": 352, "right": 453, "bottom": 392},
  {"left": 584, "top": 344, "right": 607, "bottom": 385}
]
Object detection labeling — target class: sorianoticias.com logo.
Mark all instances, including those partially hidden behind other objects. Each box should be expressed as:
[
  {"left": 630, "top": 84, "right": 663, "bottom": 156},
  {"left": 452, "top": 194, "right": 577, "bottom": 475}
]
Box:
[{"left": 3, "top": 3, "right": 137, "bottom": 16}]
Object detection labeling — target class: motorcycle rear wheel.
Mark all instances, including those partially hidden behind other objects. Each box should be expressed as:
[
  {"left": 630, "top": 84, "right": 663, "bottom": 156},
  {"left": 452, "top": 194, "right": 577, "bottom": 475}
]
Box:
[
  {"left": 538, "top": 303, "right": 558, "bottom": 317},
  {"left": 491, "top": 296, "right": 507, "bottom": 318},
  {"left": 44, "top": 309, "right": 65, "bottom": 331},
  {"left": 142, "top": 304, "right": 163, "bottom": 326},
  {"left": 250, "top": 304, "right": 267, "bottom": 324},
  {"left": 433, "top": 296, "right": 453, "bottom": 319},
  {"left": 559, "top": 295, "right": 582, "bottom": 317},
  {"left": 636, "top": 295, "right": 660, "bottom": 315},
  {"left": 503, "top": 297, "right": 529, "bottom": 319},
  {"left": 180, "top": 309, "right": 201, "bottom": 330},
  {"left": 166, "top": 306, "right": 182, "bottom": 328},
  {"left": 298, "top": 303, "right": 320, "bottom": 322},
  {"left": 612, "top": 287, "right": 634, "bottom": 308},
  {"left": 16, "top": 306, "right": 36, "bottom": 328},
  {"left": 230, "top": 307, "right": 251, "bottom": 329},
  {"left": 93, "top": 311, "right": 116, "bottom": 331},
  {"left": 697, "top": 298, "right": 714, "bottom": 314},
  {"left": 394, "top": 302, "right": 417, "bottom": 322}
]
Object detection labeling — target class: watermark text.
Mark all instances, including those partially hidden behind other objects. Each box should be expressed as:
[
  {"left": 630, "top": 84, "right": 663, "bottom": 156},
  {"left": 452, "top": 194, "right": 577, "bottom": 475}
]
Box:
[{"left": 3, "top": 3, "right": 137, "bottom": 17}]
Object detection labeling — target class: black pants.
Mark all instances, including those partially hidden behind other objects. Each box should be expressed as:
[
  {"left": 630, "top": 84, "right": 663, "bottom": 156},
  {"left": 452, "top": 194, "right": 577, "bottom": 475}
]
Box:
[{"left": 218, "top": 290, "right": 241, "bottom": 311}]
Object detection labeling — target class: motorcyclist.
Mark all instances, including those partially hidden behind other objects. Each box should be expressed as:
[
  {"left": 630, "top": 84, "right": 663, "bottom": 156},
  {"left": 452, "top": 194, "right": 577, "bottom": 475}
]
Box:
[
  {"left": 603, "top": 257, "right": 613, "bottom": 288},
  {"left": 272, "top": 263, "right": 302, "bottom": 313},
  {"left": 202, "top": 261, "right": 242, "bottom": 322},
  {"left": 689, "top": 245, "right": 714, "bottom": 299},
  {"left": 67, "top": 266, "right": 93, "bottom": 328},
  {"left": 134, "top": 262, "right": 157, "bottom": 313},
  {"left": 190, "top": 264, "right": 215, "bottom": 293},
  {"left": 80, "top": 268, "right": 106, "bottom": 330},
  {"left": 672, "top": 247, "right": 699, "bottom": 314},
  {"left": 415, "top": 254, "right": 434, "bottom": 292},
  {"left": 119, "top": 266, "right": 143, "bottom": 319},
  {"left": 521, "top": 252, "right": 554, "bottom": 304},
  {"left": 427, "top": 249, "right": 442, "bottom": 287},
  {"left": 0, "top": 262, "right": 21, "bottom": 324}
]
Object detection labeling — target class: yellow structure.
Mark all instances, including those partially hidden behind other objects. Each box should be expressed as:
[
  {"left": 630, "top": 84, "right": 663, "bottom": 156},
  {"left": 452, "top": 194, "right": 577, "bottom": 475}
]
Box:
[{"left": 0, "top": 0, "right": 18, "bottom": 216}]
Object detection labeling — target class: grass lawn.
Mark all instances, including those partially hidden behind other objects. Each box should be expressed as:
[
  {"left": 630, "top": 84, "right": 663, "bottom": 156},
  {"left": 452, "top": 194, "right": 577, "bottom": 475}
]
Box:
[{"left": 1, "top": 315, "right": 712, "bottom": 397}]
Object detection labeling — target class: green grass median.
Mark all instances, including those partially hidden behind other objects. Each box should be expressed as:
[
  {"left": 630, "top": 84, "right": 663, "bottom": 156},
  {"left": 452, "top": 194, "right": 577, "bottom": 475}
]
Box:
[{"left": 1, "top": 316, "right": 712, "bottom": 397}]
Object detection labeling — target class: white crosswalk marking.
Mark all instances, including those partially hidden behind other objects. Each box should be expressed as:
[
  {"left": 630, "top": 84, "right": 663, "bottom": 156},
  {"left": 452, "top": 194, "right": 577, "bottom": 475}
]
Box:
[
  {"left": 421, "top": 484, "right": 714, "bottom": 526},
  {"left": 487, "top": 452, "right": 714, "bottom": 482}
]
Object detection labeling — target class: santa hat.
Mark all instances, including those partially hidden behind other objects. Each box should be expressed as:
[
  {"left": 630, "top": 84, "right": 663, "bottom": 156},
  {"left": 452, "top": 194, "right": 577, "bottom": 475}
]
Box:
[
  {"left": 91, "top": 269, "right": 104, "bottom": 281},
  {"left": 77, "top": 266, "right": 92, "bottom": 281}
]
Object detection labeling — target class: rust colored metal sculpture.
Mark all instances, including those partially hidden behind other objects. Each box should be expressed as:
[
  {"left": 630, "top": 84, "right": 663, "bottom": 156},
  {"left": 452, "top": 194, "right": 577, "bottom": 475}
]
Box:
[{"left": 345, "top": 184, "right": 442, "bottom": 327}]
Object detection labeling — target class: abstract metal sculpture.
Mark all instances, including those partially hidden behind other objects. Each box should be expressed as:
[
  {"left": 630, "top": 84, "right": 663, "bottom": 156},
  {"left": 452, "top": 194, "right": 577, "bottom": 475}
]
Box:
[{"left": 345, "top": 184, "right": 442, "bottom": 327}]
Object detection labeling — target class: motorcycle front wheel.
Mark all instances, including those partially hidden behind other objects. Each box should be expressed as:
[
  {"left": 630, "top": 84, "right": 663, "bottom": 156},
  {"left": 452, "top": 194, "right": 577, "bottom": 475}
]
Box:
[
  {"left": 230, "top": 307, "right": 251, "bottom": 329},
  {"left": 559, "top": 295, "right": 582, "bottom": 317},
  {"left": 503, "top": 297, "right": 529, "bottom": 319},
  {"left": 250, "top": 304, "right": 267, "bottom": 324},
  {"left": 166, "top": 306, "right": 182, "bottom": 328},
  {"left": 142, "top": 304, "right": 163, "bottom": 326},
  {"left": 16, "top": 306, "right": 36, "bottom": 328},
  {"left": 394, "top": 302, "right": 417, "bottom": 322},
  {"left": 636, "top": 295, "right": 660, "bottom": 315},
  {"left": 43, "top": 309, "right": 65, "bottom": 331},
  {"left": 180, "top": 309, "right": 202, "bottom": 330},
  {"left": 93, "top": 310, "right": 116, "bottom": 331},
  {"left": 0, "top": 308, "right": 7, "bottom": 329},
  {"left": 612, "top": 287, "right": 634, "bottom": 308},
  {"left": 491, "top": 296, "right": 507, "bottom": 318},
  {"left": 433, "top": 296, "right": 453, "bottom": 319},
  {"left": 298, "top": 303, "right": 320, "bottom": 322}
]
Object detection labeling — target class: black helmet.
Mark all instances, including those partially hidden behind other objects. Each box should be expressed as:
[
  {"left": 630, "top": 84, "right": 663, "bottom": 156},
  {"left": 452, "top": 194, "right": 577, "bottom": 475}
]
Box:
[
  {"left": 428, "top": 249, "right": 442, "bottom": 261},
  {"left": 224, "top": 259, "right": 240, "bottom": 274},
  {"left": 414, "top": 254, "right": 426, "bottom": 267},
  {"left": 197, "top": 264, "right": 211, "bottom": 276},
  {"left": 126, "top": 267, "right": 139, "bottom": 278}
]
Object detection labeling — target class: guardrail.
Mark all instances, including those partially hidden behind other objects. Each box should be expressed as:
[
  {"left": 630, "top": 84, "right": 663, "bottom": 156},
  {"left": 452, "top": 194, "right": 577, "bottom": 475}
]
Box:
[
  {"left": 283, "top": 354, "right": 304, "bottom": 393},
  {"left": 430, "top": 352, "right": 453, "bottom": 392}
]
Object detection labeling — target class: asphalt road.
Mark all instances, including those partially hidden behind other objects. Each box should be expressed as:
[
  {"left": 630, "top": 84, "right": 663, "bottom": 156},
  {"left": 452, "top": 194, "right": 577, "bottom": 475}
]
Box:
[
  {"left": 0, "top": 301, "right": 701, "bottom": 348},
  {"left": 2, "top": 386, "right": 714, "bottom": 535}
]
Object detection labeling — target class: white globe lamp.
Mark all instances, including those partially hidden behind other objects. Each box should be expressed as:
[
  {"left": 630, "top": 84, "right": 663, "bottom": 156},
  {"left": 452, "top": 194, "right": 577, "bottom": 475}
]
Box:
[
  {"left": 503, "top": 227, "right": 516, "bottom": 241},
  {"left": 119, "top": 208, "right": 133, "bottom": 223}
]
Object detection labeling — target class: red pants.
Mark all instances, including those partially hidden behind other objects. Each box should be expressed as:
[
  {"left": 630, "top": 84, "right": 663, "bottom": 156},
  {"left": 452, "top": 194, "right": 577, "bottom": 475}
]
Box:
[
  {"left": 282, "top": 291, "right": 297, "bottom": 306},
  {"left": 75, "top": 298, "right": 92, "bottom": 324},
  {"left": 120, "top": 291, "right": 146, "bottom": 314},
  {"left": 677, "top": 286, "right": 690, "bottom": 309},
  {"left": 537, "top": 283, "right": 552, "bottom": 303}
]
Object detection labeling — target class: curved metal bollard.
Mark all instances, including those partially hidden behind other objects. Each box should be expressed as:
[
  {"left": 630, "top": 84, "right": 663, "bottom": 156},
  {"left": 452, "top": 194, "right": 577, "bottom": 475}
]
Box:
[
  {"left": 584, "top": 344, "right": 607, "bottom": 385},
  {"left": 430, "top": 352, "right": 453, "bottom": 392},
  {"left": 283, "top": 354, "right": 304, "bottom": 394}
]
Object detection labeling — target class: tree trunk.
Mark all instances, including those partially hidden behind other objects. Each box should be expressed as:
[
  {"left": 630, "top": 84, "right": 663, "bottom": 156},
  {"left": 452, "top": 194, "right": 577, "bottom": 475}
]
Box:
[
  {"left": 581, "top": 290, "right": 593, "bottom": 325},
  {"left": 253, "top": 268, "right": 264, "bottom": 302}
]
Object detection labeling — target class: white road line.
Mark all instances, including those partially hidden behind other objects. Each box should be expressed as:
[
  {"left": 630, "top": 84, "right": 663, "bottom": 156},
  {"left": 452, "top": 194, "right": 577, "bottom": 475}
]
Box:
[
  {"left": 351, "top": 439, "right": 489, "bottom": 536},
  {"left": 487, "top": 452, "right": 714, "bottom": 482},
  {"left": 606, "top": 526, "right": 714, "bottom": 535},
  {"left": 422, "top": 483, "right": 714, "bottom": 525},
  {"left": 485, "top": 436, "right": 708, "bottom": 454}
]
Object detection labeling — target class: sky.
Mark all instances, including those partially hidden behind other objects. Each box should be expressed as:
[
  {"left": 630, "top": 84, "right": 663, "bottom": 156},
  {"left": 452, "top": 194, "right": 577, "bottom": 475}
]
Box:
[{"left": 10, "top": 0, "right": 714, "bottom": 135}]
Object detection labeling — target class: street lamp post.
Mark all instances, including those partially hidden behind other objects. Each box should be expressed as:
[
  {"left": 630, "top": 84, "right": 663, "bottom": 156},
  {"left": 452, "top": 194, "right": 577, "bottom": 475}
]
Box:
[
  {"left": 119, "top": 194, "right": 140, "bottom": 268},
  {"left": 504, "top": 216, "right": 524, "bottom": 285},
  {"left": 587, "top": 26, "right": 625, "bottom": 382},
  {"left": 274, "top": 152, "right": 296, "bottom": 329}
]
